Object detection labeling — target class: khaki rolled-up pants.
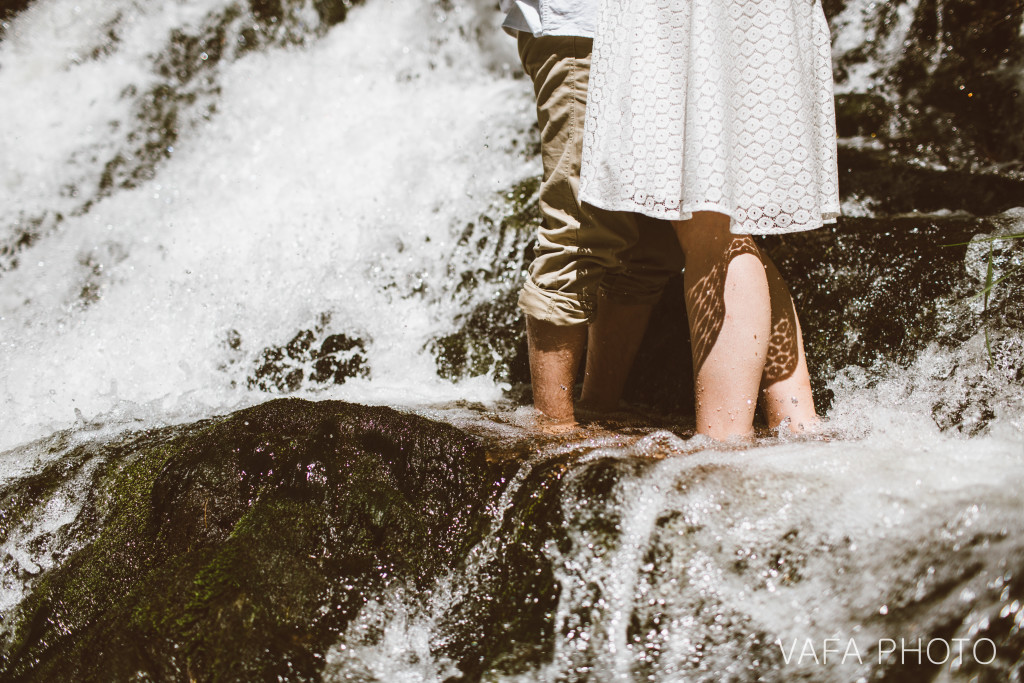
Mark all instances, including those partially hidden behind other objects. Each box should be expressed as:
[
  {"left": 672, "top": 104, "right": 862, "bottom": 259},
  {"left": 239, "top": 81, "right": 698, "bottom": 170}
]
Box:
[{"left": 516, "top": 33, "right": 685, "bottom": 326}]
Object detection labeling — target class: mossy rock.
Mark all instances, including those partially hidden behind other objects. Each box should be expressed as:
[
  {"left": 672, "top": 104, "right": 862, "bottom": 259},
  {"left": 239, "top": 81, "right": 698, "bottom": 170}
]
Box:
[
  {"left": 0, "top": 399, "right": 696, "bottom": 682},
  {"left": 0, "top": 399, "right": 499, "bottom": 681}
]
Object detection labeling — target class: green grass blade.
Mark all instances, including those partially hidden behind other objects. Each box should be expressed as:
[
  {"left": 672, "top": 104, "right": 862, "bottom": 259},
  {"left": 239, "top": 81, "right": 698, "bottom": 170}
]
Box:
[
  {"left": 970, "top": 262, "right": 1024, "bottom": 300},
  {"left": 943, "top": 233, "right": 1024, "bottom": 247},
  {"left": 985, "top": 242, "right": 994, "bottom": 311}
]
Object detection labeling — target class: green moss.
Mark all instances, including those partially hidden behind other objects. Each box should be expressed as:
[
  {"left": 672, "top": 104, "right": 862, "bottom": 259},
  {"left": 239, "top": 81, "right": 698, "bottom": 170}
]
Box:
[{"left": 0, "top": 400, "right": 496, "bottom": 681}]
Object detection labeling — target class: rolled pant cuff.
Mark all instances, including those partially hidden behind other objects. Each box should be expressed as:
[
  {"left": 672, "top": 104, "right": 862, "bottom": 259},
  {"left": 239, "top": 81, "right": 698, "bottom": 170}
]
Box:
[{"left": 517, "top": 279, "right": 591, "bottom": 326}]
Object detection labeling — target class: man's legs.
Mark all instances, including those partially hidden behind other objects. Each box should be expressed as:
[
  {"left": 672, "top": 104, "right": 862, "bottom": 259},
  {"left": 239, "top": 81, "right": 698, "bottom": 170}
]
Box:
[
  {"left": 526, "top": 316, "right": 587, "bottom": 422},
  {"left": 517, "top": 34, "right": 686, "bottom": 425},
  {"left": 582, "top": 216, "right": 685, "bottom": 412},
  {"left": 517, "top": 33, "right": 636, "bottom": 425},
  {"left": 579, "top": 293, "right": 658, "bottom": 413}
]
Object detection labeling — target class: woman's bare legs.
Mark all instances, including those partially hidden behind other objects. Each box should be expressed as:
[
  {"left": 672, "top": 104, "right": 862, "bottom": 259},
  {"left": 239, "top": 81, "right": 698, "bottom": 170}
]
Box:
[
  {"left": 673, "top": 212, "right": 818, "bottom": 439},
  {"left": 673, "top": 212, "right": 770, "bottom": 440},
  {"left": 759, "top": 253, "right": 818, "bottom": 432}
]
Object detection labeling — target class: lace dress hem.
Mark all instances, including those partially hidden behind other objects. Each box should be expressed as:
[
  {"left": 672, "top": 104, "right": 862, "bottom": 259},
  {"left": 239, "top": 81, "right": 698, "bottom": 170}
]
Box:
[{"left": 579, "top": 191, "right": 841, "bottom": 235}]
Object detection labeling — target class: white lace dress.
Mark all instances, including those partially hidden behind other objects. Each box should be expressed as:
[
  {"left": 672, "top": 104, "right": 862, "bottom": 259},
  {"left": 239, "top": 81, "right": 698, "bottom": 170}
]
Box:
[{"left": 579, "top": 0, "right": 841, "bottom": 234}]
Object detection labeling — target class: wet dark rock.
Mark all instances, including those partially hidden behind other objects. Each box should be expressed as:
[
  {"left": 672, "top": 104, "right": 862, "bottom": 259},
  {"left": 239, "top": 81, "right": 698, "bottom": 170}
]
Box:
[
  {"left": 430, "top": 177, "right": 541, "bottom": 386},
  {"left": 249, "top": 0, "right": 362, "bottom": 31},
  {"left": 894, "top": 0, "right": 1024, "bottom": 165},
  {"left": 429, "top": 455, "right": 573, "bottom": 680},
  {"left": 3, "top": 400, "right": 1024, "bottom": 680},
  {"left": 75, "top": 241, "right": 129, "bottom": 307},
  {"left": 763, "top": 214, "right": 1022, "bottom": 409},
  {"left": 311, "top": 0, "right": 360, "bottom": 27},
  {"left": 0, "top": 0, "right": 32, "bottom": 29},
  {"left": 433, "top": 291, "right": 530, "bottom": 385},
  {"left": 0, "top": 399, "right": 492, "bottom": 681},
  {"left": 0, "top": 411, "right": 671, "bottom": 680},
  {"left": 249, "top": 328, "right": 370, "bottom": 392},
  {"left": 835, "top": 93, "right": 894, "bottom": 139},
  {"left": 0, "top": 211, "right": 61, "bottom": 275},
  {"left": 311, "top": 333, "right": 371, "bottom": 385},
  {"left": 0, "top": 410, "right": 784, "bottom": 681},
  {"left": 830, "top": 0, "right": 1024, "bottom": 172},
  {"left": 762, "top": 216, "right": 978, "bottom": 406},
  {"left": 837, "top": 147, "right": 1024, "bottom": 217}
]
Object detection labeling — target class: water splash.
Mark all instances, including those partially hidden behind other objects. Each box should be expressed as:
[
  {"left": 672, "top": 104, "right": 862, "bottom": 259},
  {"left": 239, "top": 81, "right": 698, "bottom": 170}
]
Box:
[
  {"left": 0, "top": 0, "right": 534, "bottom": 452},
  {"left": 1, "top": 2, "right": 1023, "bottom": 679},
  {"left": 310, "top": 423, "right": 1024, "bottom": 682}
]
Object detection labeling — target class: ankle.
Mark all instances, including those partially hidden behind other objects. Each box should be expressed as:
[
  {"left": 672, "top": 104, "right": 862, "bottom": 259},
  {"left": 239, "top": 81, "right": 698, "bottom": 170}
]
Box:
[{"left": 533, "top": 408, "right": 579, "bottom": 434}]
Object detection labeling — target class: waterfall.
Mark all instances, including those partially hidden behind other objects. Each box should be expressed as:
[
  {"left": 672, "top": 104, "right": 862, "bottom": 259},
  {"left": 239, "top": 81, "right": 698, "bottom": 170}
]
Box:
[
  {"left": 1, "top": 0, "right": 1023, "bottom": 681},
  {"left": 0, "top": 0, "right": 534, "bottom": 453}
]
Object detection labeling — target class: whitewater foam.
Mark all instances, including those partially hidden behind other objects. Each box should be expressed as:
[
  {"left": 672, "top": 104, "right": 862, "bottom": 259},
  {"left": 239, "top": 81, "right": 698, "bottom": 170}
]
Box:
[{"left": 0, "top": 0, "right": 533, "bottom": 451}]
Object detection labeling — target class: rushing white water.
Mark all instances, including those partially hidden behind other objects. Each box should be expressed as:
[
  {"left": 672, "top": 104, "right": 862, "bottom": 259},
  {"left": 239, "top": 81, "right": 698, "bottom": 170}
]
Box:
[
  {"left": 1, "top": 0, "right": 1024, "bottom": 679},
  {"left": 830, "top": 0, "right": 922, "bottom": 96},
  {"left": 313, "top": 420, "right": 1024, "bottom": 682},
  {"left": 1, "top": 0, "right": 532, "bottom": 453}
]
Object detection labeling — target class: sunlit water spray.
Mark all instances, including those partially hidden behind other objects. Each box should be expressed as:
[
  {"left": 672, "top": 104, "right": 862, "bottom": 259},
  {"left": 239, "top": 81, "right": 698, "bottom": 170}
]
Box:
[
  {"left": 310, "top": 420, "right": 1024, "bottom": 682},
  {"left": 1, "top": 0, "right": 532, "bottom": 452},
  {"left": 1, "top": 0, "right": 1024, "bottom": 679}
]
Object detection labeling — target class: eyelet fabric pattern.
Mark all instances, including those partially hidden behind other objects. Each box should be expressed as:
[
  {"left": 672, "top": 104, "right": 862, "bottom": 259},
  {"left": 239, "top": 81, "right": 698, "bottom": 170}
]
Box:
[{"left": 580, "top": 0, "right": 841, "bottom": 235}]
